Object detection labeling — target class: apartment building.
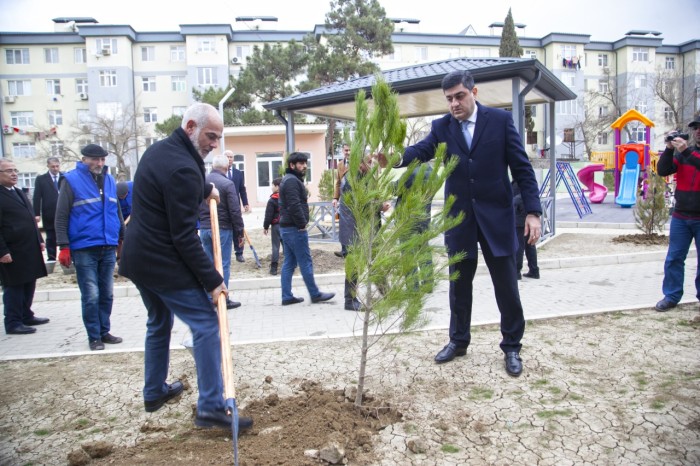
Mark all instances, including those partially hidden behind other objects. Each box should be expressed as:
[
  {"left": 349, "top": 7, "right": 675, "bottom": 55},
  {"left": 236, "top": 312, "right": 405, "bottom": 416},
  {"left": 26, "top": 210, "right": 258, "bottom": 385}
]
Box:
[{"left": 1, "top": 18, "right": 698, "bottom": 205}]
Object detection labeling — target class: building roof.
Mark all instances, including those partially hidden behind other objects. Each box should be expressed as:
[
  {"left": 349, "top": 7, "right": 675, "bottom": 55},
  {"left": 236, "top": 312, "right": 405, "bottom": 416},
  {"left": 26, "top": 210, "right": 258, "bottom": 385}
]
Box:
[{"left": 264, "top": 57, "right": 577, "bottom": 121}]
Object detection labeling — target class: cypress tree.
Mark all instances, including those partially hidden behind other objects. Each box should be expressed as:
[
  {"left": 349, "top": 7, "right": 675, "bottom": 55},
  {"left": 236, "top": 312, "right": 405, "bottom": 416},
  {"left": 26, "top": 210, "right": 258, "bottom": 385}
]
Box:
[{"left": 499, "top": 8, "right": 523, "bottom": 58}]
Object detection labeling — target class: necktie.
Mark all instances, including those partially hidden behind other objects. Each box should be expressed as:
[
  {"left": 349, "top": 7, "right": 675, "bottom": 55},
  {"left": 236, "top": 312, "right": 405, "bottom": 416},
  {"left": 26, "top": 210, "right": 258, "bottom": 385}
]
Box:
[
  {"left": 228, "top": 168, "right": 233, "bottom": 180},
  {"left": 53, "top": 175, "right": 58, "bottom": 190},
  {"left": 462, "top": 120, "right": 473, "bottom": 149}
]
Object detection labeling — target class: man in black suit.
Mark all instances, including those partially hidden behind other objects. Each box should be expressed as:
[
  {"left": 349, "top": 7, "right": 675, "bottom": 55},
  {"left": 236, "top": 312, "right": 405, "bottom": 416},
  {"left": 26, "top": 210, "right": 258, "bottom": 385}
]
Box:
[
  {"left": 0, "top": 159, "right": 50, "bottom": 335},
  {"left": 33, "top": 157, "right": 62, "bottom": 261},
  {"left": 224, "top": 150, "right": 249, "bottom": 262}
]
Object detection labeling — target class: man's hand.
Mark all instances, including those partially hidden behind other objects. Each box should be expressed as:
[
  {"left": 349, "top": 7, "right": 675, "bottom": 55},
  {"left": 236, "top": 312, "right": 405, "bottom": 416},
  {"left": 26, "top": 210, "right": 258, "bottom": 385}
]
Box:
[
  {"left": 35, "top": 216, "right": 41, "bottom": 224},
  {"left": 0, "top": 253, "right": 12, "bottom": 264},
  {"left": 58, "top": 248, "right": 71, "bottom": 267},
  {"left": 40, "top": 243, "right": 46, "bottom": 252},
  {"left": 671, "top": 138, "right": 689, "bottom": 153},
  {"left": 116, "top": 239, "right": 123, "bottom": 261},
  {"left": 206, "top": 184, "right": 220, "bottom": 204},
  {"left": 243, "top": 205, "right": 251, "bottom": 213},
  {"left": 263, "top": 229, "right": 269, "bottom": 236},
  {"left": 332, "top": 199, "right": 339, "bottom": 209},
  {"left": 523, "top": 215, "right": 542, "bottom": 245},
  {"left": 238, "top": 236, "right": 244, "bottom": 248},
  {"left": 376, "top": 152, "right": 389, "bottom": 168},
  {"left": 209, "top": 282, "right": 228, "bottom": 305}
]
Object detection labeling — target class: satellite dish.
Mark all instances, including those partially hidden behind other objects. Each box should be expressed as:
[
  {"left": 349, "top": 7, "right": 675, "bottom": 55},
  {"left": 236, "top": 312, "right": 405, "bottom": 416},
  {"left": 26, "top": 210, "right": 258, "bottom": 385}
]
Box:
[{"left": 546, "top": 135, "right": 564, "bottom": 146}]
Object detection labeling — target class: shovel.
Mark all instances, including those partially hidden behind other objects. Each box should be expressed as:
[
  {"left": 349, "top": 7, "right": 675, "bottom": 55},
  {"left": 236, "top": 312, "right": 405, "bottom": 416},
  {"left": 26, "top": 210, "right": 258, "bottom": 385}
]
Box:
[
  {"left": 209, "top": 199, "right": 240, "bottom": 465},
  {"left": 243, "top": 229, "right": 262, "bottom": 268}
]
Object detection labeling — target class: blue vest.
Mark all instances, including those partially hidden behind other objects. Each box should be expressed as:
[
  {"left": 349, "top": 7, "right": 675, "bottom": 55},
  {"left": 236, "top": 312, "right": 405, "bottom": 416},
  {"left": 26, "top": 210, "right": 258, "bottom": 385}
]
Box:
[
  {"left": 118, "top": 181, "right": 133, "bottom": 219},
  {"left": 64, "top": 162, "right": 120, "bottom": 249}
]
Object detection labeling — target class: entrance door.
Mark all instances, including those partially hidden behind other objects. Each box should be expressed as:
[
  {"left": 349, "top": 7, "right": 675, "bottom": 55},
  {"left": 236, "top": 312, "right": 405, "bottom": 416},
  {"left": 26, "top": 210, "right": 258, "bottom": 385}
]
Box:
[{"left": 256, "top": 152, "right": 283, "bottom": 202}]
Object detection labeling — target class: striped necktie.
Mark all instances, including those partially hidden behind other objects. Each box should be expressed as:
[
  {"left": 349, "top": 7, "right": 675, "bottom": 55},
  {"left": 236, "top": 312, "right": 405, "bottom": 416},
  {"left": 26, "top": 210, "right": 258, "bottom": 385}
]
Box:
[{"left": 462, "top": 120, "right": 473, "bottom": 149}]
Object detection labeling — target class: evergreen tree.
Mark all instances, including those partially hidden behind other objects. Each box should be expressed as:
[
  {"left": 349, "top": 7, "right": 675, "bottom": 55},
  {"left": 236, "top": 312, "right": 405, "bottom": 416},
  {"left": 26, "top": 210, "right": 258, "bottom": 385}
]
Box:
[
  {"left": 499, "top": 8, "right": 523, "bottom": 58},
  {"left": 634, "top": 172, "right": 670, "bottom": 236},
  {"left": 346, "top": 77, "right": 464, "bottom": 407}
]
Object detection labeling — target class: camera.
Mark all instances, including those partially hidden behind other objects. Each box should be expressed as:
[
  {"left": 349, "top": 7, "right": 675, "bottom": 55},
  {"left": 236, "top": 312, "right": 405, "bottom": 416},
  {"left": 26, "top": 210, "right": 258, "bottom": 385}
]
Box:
[{"left": 665, "top": 130, "right": 689, "bottom": 143}]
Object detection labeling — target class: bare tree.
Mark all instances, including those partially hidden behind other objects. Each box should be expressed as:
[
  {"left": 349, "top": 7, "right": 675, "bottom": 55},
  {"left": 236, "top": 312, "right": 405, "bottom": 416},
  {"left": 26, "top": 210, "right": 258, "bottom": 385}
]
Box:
[
  {"left": 404, "top": 117, "right": 432, "bottom": 146},
  {"left": 653, "top": 66, "right": 695, "bottom": 132},
  {"left": 575, "top": 93, "right": 615, "bottom": 159}
]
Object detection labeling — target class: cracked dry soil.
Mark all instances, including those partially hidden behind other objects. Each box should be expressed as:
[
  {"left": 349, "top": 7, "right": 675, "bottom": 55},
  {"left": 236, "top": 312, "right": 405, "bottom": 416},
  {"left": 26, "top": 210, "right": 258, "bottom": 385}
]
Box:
[{"left": 1, "top": 306, "right": 699, "bottom": 465}]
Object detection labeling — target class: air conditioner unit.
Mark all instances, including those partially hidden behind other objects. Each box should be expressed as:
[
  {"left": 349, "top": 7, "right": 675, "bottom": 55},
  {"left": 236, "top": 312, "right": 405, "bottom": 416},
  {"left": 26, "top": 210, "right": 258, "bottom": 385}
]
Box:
[
  {"left": 231, "top": 57, "right": 240, "bottom": 64},
  {"left": 78, "top": 92, "right": 88, "bottom": 100},
  {"left": 101, "top": 48, "right": 111, "bottom": 56},
  {"left": 2, "top": 126, "right": 13, "bottom": 135},
  {"left": 3, "top": 95, "right": 16, "bottom": 104}
]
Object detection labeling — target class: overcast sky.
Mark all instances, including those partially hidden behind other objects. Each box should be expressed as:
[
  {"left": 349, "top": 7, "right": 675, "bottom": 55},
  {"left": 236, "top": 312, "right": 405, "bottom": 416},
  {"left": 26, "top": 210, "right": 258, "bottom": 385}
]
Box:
[{"left": 0, "top": 0, "right": 698, "bottom": 45}]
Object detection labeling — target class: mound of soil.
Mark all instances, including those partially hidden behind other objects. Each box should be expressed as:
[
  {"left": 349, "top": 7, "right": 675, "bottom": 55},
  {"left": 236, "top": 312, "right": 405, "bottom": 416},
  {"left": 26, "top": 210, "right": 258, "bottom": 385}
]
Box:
[{"left": 612, "top": 233, "right": 668, "bottom": 246}]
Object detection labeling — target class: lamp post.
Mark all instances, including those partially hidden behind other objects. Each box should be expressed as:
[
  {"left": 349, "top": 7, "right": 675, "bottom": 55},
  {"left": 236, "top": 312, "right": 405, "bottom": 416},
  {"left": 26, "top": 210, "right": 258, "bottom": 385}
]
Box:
[{"left": 219, "top": 87, "right": 235, "bottom": 154}]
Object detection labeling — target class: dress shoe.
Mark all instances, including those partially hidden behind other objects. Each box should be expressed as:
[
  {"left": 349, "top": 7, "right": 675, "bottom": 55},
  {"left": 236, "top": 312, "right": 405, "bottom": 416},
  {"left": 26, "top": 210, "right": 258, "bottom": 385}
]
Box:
[
  {"left": 344, "top": 299, "right": 362, "bottom": 311},
  {"left": 144, "top": 381, "right": 184, "bottom": 412},
  {"left": 226, "top": 299, "right": 242, "bottom": 309},
  {"left": 89, "top": 339, "right": 105, "bottom": 351},
  {"left": 235, "top": 255, "right": 245, "bottom": 263},
  {"left": 311, "top": 292, "right": 335, "bottom": 303},
  {"left": 282, "top": 296, "right": 304, "bottom": 306},
  {"left": 6, "top": 324, "right": 37, "bottom": 335},
  {"left": 101, "top": 333, "right": 123, "bottom": 344},
  {"left": 523, "top": 271, "right": 540, "bottom": 279},
  {"left": 269, "top": 262, "right": 278, "bottom": 275},
  {"left": 23, "top": 317, "right": 50, "bottom": 326},
  {"left": 434, "top": 342, "right": 467, "bottom": 364},
  {"left": 195, "top": 410, "right": 253, "bottom": 431},
  {"left": 504, "top": 352, "right": 523, "bottom": 377},
  {"left": 655, "top": 298, "right": 677, "bottom": 312}
]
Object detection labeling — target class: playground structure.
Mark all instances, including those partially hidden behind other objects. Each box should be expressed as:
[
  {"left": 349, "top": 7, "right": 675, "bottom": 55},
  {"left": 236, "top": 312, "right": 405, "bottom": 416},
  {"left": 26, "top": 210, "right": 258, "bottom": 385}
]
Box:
[
  {"left": 576, "top": 163, "right": 608, "bottom": 203},
  {"left": 610, "top": 109, "right": 654, "bottom": 208}
]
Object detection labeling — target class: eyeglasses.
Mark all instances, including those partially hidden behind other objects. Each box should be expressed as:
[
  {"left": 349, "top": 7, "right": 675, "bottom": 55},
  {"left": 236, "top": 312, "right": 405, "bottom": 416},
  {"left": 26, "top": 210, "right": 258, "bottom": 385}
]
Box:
[{"left": 0, "top": 169, "right": 19, "bottom": 174}]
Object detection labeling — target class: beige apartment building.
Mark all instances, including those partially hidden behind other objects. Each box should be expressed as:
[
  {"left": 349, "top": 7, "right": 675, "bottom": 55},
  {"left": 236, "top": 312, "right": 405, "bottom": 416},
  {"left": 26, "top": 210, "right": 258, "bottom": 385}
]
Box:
[{"left": 1, "top": 18, "right": 698, "bottom": 206}]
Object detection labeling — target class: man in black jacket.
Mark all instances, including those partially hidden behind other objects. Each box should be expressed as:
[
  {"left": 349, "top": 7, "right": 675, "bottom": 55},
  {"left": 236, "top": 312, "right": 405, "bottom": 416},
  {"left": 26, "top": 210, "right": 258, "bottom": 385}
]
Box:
[
  {"left": 119, "top": 103, "right": 252, "bottom": 431},
  {"left": 32, "top": 157, "right": 62, "bottom": 261},
  {"left": 278, "top": 152, "right": 334, "bottom": 305},
  {"left": 224, "top": 150, "right": 249, "bottom": 263}
]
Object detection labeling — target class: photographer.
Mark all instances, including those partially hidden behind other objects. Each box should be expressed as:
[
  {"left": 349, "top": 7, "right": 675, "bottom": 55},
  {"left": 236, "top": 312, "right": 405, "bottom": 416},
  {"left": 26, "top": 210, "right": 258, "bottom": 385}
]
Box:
[{"left": 654, "top": 116, "right": 700, "bottom": 311}]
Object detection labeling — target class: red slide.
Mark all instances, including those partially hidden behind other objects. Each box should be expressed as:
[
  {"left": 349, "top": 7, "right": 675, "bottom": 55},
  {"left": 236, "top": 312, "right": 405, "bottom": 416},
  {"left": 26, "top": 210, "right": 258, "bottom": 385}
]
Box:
[{"left": 577, "top": 164, "right": 608, "bottom": 203}]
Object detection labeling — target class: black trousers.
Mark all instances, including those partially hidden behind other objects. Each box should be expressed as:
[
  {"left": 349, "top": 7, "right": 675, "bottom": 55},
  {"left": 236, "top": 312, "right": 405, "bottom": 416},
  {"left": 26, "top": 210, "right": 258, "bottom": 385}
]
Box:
[
  {"left": 45, "top": 228, "right": 57, "bottom": 261},
  {"left": 448, "top": 229, "right": 525, "bottom": 353},
  {"left": 3, "top": 281, "right": 37, "bottom": 332},
  {"left": 515, "top": 226, "right": 539, "bottom": 274}
]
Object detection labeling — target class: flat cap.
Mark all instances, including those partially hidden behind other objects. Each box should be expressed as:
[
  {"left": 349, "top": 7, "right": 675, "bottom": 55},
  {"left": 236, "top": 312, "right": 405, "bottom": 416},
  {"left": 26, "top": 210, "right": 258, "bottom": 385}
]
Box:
[{"left": 81, "top": 144, "right": 109, "bottom": 158}]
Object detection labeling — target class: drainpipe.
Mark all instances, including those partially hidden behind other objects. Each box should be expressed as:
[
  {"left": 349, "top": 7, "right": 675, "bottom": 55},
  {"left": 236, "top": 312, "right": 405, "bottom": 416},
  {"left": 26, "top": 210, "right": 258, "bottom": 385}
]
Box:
[
  {"left": 218, "top": 87, "right": 236, "bottom": 153},
  {"left": 275, "top": 109, "right": 295, "bottom": 155}
]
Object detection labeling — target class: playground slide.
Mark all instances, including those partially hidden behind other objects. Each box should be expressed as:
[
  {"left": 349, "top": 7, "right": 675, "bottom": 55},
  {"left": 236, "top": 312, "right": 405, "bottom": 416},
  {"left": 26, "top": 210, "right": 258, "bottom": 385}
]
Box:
[
  {"left": 615, "top": 163, "right": 641, "bottom": 208},
  {"left": 577, "top": 164, "right": 608, "bottom": 203}
]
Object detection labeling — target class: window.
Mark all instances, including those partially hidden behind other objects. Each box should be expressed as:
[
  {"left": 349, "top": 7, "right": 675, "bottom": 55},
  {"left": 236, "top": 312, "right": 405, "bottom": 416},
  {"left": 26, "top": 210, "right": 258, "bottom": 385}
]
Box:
[
  {"left": 386, "top": 46, "right": 402, "bottom": 61},
  {"left": 563, "top": 128, "right": 575, "bottom": 143},
  {"left": 10, "top": 111, "right": 33, "bottom": 127},
  {"left": 12, "top": 142, "right": 36, "bottom": 158},
  {"left": 597, "top": 54, "right": 608, "bottom": 67},
  {"left": 197, "top": 38, "right": 215, "bottom": 52},
  {"left": 440, "top": 47, "right": 460, "bottom": 59},
  {"left": 142, "top": 76, "right": 156, "bottom": 92},
  {"left": 632, "top": 47, "right": 649, "bottom": 62},
  {"left": 197, "top": 67, "right": 217, "bottom": 86},
  {"left": 172, "top": 106, "right": 187, "bottom": 116},
  {"left": 171, "top": 76, "right": 186, "bottom": 92},
  {"left": 233, "top": 154, "right": 245, "bottom": 172},
  {"left": 7, "top": 80, "right": 31, "bottom": 96},
  {"left": 145, "top": 137, "right": 158, "bottom": 147},
  {"left": 5, "top": 48, "right": 29, "bottom": 64},
  {"left": 74, "top": 47, "right": 87, "bottom": 64},
  {"left": 49, "top": 141, "right": 64, "bottom": 156},
  {"left": 598, "top": 106, "right": 609, "bottom": 117},
  {"left": 526, "top": 131, "right": 537, "bottom": 144},
  {"left": 141, "top": 46, "right": 155, "bottom": 61},
  {"left": 170, "top": 45, "right": 185, "bottom": 62},
  {"left": 524, "top": 50, "right": 537, "bottom": 59},
  {"left": 633, "top": 126, "right": 645, "bottom": 142},
  {"left": 560, "top": 45, "right": 577, "bottom": 59},
  {"left": 256, "top": 153, "right": 282, "bottom": 188},
  {"left": 96, "top": 38, "right": 118, "bottom": 55},
  {"left": 77, "top": 109, "right": 91, "bottom": 125},
  {"left": 598, "top": 79, "right": 609, "bottom": 93},
  {"left": 634, "top": 75, "right": 647, "bottom": 89},
  {"left": 556, "top": 100, "right": 578, "bottom": 115},
  {"left": 99, "top": 70, "right": 118, "bottom": 87},
  {"left": 76, "top": 78, "right": 88, "bottom": 94},
  {"left": 44, "top": 48, "right": 59, "bottom": 63},
  {"left": 665, "top": 57, "right": 675, "bottom": 70},
  {"left": 48, "top": 110, "right": 63, "bottom": 126},
  {"left": 597, "top": 132, "right": 609, "bottom": 145},
  {"left": 45, "top": 79, "right": 61, "bottom": 95},
  {"left": 635, "top": 103, "right": 648, "bottom": 115},
  {"left": 664, "top": 107, "right": 673, "bottom": 122},
  {"left": 18, "top": 172, "right": 37, "bottom": 190},
  {"left": 234, "top": 45, "right": 250, "bottom": 60},
  {"left": 143, "top": 107, "right": 158, "bottom": 123},
  {"left": 470, "top": 48, "right": 491, "bottom": 58},
  {"left": 414, "top": 46, "right": 427, "bottom": 61},
  {"left": 561, "top": 71, "right": 576, "bottom": 87}
]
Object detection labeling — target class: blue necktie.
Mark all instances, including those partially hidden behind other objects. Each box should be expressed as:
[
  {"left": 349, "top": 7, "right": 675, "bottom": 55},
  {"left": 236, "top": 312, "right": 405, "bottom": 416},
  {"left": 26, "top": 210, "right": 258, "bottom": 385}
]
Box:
[
  {"left": 462, "top": 120, "right": 473, "bottom": 149},
  {"left": 53, "top": 175, "right": 58, "bottom": 190}
]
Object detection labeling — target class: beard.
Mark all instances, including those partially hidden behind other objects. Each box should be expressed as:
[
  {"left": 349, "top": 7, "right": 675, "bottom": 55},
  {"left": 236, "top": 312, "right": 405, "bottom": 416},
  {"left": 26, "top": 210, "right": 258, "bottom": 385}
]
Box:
[{"left": 189, "top": 127, "right": 207, "bottom": 158}]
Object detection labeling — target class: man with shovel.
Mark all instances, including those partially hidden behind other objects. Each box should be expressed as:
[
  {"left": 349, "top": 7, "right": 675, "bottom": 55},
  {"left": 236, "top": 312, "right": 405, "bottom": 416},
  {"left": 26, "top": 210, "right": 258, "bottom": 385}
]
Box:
[{"left": 119, "top": 103, "right": 252, "bottom": 431}]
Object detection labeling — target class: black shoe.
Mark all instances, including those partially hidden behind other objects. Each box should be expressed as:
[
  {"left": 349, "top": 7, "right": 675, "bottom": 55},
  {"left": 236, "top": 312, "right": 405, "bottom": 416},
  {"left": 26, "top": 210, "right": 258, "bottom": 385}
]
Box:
[
  {"left": 655, "top": 298, "right": 677, "bottom": 312},
  {"left": 434, "top": 342, "right": 467, "bottom": 364},
  {"left": 23, "top": 317, "right": 50, "bottom": 326},
  {"left": 523, "top": 271, "right": 540, "bottom": 279},
  {"left": 101, "top": 333, "right": 123, "bottom": 344},
  {"left": 282, "top": 296, "right": 304, "bottom": 306},
  {"left": 144, "top": 381, "right": 184, "bottom": 412},
  {"left": 344, "top": 299, "right": 362, "bottom": 311},
  {"left": 269, "top": 263, "right": 278, "bottom": 275},
  {"left": 89, "top": 339, "right": 105, "bottom": 351},
  {"left": 311, "top": 292, "right": 335, "bottom": 303},
  {"left": 504, "top": 352, "right": 523, "bottom": 377},
  {"left": 6, "top": 324, "right": 37, "bottom": 335},
  {"left": 334, "top": 251, "right": 346, "bottom": 258},
  {"left": 195, "top": 410, "right": 253, "bottom": 431},
  {"left": 235, "top": 255, "right": 245, "bottom": 263},
  {"left": 226, "top": 299, "right": 241, "bottom": 310}
]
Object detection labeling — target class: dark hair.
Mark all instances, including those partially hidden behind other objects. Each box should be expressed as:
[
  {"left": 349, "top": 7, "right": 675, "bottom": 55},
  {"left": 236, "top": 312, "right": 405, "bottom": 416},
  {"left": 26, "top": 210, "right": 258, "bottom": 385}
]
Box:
[
  {"left": 287, "top": 152, "right": 308, "bottom": 165},
  {"left": 441, "top": 70, "right": 475, "bottom": 91},
  {"left": 272, "top": 177, "right": 282, "bottom": 187}
]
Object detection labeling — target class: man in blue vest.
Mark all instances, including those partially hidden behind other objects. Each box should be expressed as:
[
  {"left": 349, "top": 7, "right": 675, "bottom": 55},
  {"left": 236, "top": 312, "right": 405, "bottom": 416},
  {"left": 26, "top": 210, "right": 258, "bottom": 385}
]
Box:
[{"left": 55, "top": 144, "right": 124, "bottom": 351}]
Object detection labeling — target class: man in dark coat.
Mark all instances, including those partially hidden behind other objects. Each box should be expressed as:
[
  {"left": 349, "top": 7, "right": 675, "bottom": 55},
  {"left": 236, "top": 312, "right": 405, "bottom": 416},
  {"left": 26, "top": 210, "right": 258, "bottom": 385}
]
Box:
[
  {"left": 384, "top": 70, "right": 542, "bottom": 377},
  {"left": 119, "top": 103, "right": 252, "bottom": 431},
  {"left": 32, "top": 157, "right": 62, "bottom": 261},
  {"left": 0, "top": 159, "right": 50, "bottom": 335},
  {"left": 224, "top": 150, "right": 249, "bottom": 263}
]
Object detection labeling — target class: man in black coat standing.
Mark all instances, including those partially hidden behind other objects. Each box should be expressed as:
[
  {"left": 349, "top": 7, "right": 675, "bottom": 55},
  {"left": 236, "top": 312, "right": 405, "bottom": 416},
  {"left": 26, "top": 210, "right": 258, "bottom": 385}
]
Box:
[
  {"left": 224, "top": 150, "right": 249, "bottom": 262},
  {"left": 0, "top": 159, "right": 50, "bottom": 335},
  {"left": 119, "top": 103, "right": 252, "bottom": 431},
  {"left": 32, "top": 157, "right": 62, "bottom": 261}
]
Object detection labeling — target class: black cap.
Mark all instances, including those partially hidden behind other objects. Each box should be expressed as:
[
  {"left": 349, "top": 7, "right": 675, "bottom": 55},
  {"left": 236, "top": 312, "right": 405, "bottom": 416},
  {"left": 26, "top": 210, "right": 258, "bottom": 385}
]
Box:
[
  {"left": 688, "top": 115, "right": 700, "bottom": 129},
  {"left": 81, "top": 144, "right": 109, "bottom": 158},
  {"left": 116, "top": 182, "right": 129, "bottom": 198}
]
